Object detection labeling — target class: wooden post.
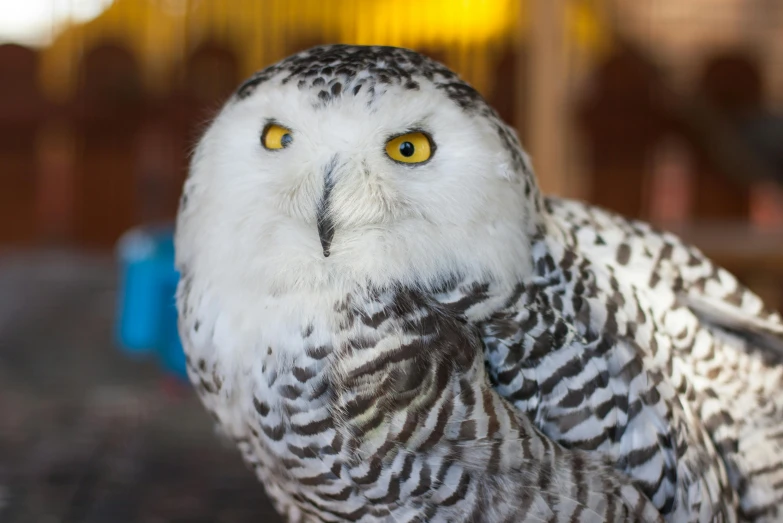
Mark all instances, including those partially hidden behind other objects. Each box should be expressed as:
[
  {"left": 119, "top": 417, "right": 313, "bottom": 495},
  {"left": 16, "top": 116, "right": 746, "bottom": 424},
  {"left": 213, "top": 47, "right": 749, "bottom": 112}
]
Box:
[{"left": 524, "top": 0, "right": 568, "bottom": 196}]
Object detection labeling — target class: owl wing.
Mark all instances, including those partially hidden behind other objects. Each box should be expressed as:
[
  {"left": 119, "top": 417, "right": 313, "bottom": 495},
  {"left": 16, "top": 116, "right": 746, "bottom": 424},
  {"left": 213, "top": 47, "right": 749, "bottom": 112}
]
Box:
[
  {"left": 545, "top": 196, "right": 783, "bottom": 357},
  {"left": 470, "top": 241, "right": 735, "bottom": 520},
  {"left": 545, "top": 196, "right": 783, "bottom": 520}
]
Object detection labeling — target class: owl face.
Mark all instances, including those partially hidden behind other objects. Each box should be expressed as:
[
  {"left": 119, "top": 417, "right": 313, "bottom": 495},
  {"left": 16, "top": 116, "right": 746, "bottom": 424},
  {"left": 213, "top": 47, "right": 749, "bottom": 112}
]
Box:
[{"left": 177, "top": 46, "right": 539, "bottom": 296}]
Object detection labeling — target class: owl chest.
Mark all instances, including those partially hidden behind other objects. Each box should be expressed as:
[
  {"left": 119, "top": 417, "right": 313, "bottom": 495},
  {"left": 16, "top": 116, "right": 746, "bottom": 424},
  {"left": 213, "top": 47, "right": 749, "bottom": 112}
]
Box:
[
  {"left": 181, "top": 289, "right": 344, "bottom": 450},
  {"left": 187, "top": 339, "right": 349, "bottom": 519},
  {"left": 245, "top": 351, "right": 337, "bottom": 459}
]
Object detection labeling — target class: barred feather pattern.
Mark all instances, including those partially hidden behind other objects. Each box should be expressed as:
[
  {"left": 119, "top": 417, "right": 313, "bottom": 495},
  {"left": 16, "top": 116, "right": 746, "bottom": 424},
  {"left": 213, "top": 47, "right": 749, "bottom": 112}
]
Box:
[
  {"left": 543, "top": 198, "right": 783, "bottom": 522},
  {"left": 434, "top": 242, "right": 736, "bottom": 521},
  {"left": 428, "top": 200, "right": 783, "bottom": 522},
  {"left": 179, "top": 279, "right": 663, "bottom": 522}
]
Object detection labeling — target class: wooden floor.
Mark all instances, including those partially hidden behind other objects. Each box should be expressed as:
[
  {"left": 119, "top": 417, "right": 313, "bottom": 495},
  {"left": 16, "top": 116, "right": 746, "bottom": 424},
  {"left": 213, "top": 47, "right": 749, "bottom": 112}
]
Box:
[{"left": 0, "top": 250, "right": 282, "bottom": 523}]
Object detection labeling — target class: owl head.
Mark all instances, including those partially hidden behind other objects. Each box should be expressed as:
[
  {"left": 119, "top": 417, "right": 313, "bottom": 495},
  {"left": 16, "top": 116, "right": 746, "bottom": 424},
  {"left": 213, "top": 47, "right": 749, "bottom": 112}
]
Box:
[{"left": 176, "top": 45, "right": 544, "bottom": 297}]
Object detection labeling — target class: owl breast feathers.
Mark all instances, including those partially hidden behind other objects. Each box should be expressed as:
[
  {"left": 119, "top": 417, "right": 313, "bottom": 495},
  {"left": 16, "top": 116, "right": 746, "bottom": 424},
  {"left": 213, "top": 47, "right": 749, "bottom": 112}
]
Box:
[{"left": 175, "top": 44, "right": 783, "bottom": 523}]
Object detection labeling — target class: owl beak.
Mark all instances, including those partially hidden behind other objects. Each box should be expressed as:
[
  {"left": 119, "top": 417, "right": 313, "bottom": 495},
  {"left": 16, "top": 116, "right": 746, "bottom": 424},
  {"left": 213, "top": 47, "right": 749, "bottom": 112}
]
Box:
[
  {"left": 316, "top": 158, "right": 337, "bottom": 257},
  {"left": 317, "top": 203, "right": 334, "bottom": 257}
]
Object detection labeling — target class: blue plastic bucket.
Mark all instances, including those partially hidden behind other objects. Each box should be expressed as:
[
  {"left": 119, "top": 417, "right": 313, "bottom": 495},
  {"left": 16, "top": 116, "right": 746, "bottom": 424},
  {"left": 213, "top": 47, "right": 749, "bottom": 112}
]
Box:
[{"left": 115, "top": 225, "right": 188, "bottom": 380}]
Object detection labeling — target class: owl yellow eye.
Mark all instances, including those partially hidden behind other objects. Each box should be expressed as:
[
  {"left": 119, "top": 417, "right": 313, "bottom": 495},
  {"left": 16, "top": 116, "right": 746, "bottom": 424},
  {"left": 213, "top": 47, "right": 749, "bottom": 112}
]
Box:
[
  {"left": 385, "top": 132, "right": 433, "bottom": 164},
  {"left": 262, "top": 124, "right": 293, "bottom": 150}
]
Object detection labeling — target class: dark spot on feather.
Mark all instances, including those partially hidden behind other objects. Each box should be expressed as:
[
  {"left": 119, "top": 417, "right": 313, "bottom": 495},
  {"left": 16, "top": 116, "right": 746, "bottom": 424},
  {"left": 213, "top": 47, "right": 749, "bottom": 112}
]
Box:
[
  {"left": 253, "top": 398, "right": 270, "bottom": 416},
  {"left": 616, "top": 243, "right": 631, "bottom": 265},
  {"left": 307, "top": 345, "right": 331, "bottom": 360}
]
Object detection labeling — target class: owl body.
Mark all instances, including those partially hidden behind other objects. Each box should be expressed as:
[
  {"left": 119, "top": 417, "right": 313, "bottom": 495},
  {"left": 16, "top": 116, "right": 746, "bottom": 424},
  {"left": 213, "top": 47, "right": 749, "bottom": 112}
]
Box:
[
  {"left": 175, "top": 45, "right": 783, "bottom": 522},
  {"left": 180, "top": 279, "right": 664, "bottom": 522}
]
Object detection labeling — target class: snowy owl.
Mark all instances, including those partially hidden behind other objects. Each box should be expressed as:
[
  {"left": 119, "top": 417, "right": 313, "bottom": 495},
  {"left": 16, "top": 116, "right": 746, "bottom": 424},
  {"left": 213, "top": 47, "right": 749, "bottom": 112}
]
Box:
[{"left": 175, "top": 44, "right": 783, "bottom": 522}]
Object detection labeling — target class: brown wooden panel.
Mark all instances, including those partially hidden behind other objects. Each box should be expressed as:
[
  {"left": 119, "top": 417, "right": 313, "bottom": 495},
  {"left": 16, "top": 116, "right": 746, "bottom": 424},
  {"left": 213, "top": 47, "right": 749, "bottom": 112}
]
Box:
[
  {"left": 0, "top": 44, "right": 48, "bottom": 245},
  {"left": 183, "top": 42, "right": 241, "bottom": 110},
  {"left": 165, "top": 42, "right": 241, "bottom": 221},
  {"left": 72, "top": 42, "right": 145, "bottom": 248},
  {"left": 700, "top": 52, "right": 763, "bottom": 117},
  {"left": 576, "top": 46, "right": 674, "bottom": 218},
  {"left": 488, "top": 45, "right": 528, "bottom": 139},
  {"left": 689, "top": 51, "right": 762, "bottom": 221}
]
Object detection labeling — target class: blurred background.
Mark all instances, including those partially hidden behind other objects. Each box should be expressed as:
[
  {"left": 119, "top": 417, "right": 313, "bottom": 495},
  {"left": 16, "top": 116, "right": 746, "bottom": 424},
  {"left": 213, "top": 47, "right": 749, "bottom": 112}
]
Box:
[{"left": 1, "top": 1, "right": 782, "bottom": 521}]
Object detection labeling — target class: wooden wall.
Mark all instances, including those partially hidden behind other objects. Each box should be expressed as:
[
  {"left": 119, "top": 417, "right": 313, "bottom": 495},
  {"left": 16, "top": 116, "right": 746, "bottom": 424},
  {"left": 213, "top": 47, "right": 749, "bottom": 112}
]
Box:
[{"left": 0, "top": 38, "right": 778, "bottom": 250}]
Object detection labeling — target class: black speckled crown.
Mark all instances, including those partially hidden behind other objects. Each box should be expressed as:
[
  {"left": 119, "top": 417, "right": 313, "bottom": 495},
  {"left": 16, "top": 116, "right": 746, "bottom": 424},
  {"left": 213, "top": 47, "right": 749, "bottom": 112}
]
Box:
[{"left": 235, "top": 44, "right": 485, "bottom": 112}]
